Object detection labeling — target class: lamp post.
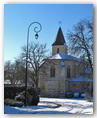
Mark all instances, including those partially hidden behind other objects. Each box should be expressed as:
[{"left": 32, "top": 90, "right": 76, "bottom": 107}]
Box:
[{"left": 25, "top": 22, "right": 42, "bottom": 106}]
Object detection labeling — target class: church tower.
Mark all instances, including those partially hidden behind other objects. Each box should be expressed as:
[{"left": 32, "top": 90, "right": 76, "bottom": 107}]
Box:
[{"left": 52, "top": 27, "right": 68, "bottom": 55}]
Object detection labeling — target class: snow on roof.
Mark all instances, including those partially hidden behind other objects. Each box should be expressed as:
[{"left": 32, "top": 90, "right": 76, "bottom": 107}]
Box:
[
  {"left": 39, "top": 60, "right": 45, "bottom": 67},
  {"left": 4, "top": 80, "right": 23, "bottom": 85},
  {"left": 68, "top": 76, "right": 93, "bottom": 82},
  {"left": 4, "top": 80, "right": 11, "bottom": 84},
  {"left": 49, "top": 53, "right": 62, "bottom": 59},
  {"left": 48, "top": 53, "right": 80, "bottom": 61}
]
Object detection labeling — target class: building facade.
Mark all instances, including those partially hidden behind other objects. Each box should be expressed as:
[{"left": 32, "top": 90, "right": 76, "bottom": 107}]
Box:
[{"left": 39, "top": 27, "right": 93, "bottom": 97}]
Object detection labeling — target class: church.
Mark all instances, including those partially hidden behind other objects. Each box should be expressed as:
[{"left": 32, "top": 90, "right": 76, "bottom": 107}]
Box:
[{"left": 39, "top": 27, "right": 93, "bottom": 98}]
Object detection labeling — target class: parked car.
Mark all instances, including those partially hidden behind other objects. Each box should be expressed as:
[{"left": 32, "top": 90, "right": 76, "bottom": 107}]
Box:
[
  {"left": 80, "top": 93, "right": 85, "bottom": 98},
  {"left": 65, "top": 92, "right": 73, "bottom": 98},
  {"left": 73, "top": 92, "right": 80, "bottom": 98}
]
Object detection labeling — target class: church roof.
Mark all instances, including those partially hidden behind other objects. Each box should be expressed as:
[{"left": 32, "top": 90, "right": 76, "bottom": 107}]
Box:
[
  {"left": 52, "top": 27, "right": 66, "bottom": 46},
  {"left": 48, "top": 53, "right": 80, "bottom": 61}
]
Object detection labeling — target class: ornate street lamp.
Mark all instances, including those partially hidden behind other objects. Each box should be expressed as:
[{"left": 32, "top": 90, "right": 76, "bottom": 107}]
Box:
[{"left": 25, "top": 22, "right": 42, "bottom": 106}]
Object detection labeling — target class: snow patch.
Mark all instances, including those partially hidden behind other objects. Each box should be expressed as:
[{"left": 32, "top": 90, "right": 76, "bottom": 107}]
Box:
[
  {"left": 4, "top": 80, "right": 11, "bottom": 84},
  {"left": 49, "top": 53, "right": 80, "bottom": 61},
  {"left": 4, "top": 97, "right": 93, "bottom": 114}
]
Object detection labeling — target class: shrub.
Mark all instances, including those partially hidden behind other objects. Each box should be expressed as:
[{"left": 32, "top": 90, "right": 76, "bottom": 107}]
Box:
[
  {"left": 15, "top": 89, "right": 39, "bottom": 106},
  {"left": 15, "top": 91, "right": 25, "bottom": 103},
  {"left": 31, "top": 95, "right": 39, "bottom": 105},
  {"left": 4, "top": 87, "right": 25, "bottom": 99},
  {"left": 85, "top": 93, "right": 91, "bottom": 99},
  {"left": 4, "top": 87, "right": 40, "bottom": 106},
  {"left": 85, "top": 92, "right": 92, "bottom": 102},
  {"left": 4, "top": 98, "right": 24, "bottom": 107}
]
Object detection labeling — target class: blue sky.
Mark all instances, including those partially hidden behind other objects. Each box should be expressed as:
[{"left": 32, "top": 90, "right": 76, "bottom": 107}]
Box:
[{"left": 4, "top": 4, "right": 93, "bottom": 62}]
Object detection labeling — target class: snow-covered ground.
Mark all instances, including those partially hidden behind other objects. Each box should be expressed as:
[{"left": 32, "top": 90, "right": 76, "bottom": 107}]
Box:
[{"left": 4, "top": 97, "right": 93, "bottom": 114}]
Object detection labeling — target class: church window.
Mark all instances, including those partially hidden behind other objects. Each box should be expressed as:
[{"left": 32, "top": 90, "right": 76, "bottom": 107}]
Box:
[
  {"left": 67, "top": 67, "right": 71, "bottom": 78},
  {"left": 50, "top": 67, "right": 55, "bottom": 77},
  {"left": 60, "top": 61, "right": 65, "bottom": 67},
  {"left": 57, "top": 48, "right": 59, "bottom": 53}
]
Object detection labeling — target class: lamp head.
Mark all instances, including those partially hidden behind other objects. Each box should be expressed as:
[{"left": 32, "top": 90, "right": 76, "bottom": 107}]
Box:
[{"left": 35, "top": 33, "right": 39, "bottom": 39}]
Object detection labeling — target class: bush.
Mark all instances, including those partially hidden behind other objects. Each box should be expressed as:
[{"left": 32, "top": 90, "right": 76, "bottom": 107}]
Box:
[
  {"left": 15, "top": 89, "right": 39, "bottom": 106},
  {"left": 31, "top": 95, "right": 39, "bottom": 105},
  {"left": 4, "top": 87, "right": 25, "bottom": 99},
  {"left": 4, "top": 87, "right": 40, "bottom": 106},
  {"left": 85, "top": 92, "right": 92, "bottom": 102},
  {"left": 4, "top": 98, "right": 24, "bottom": 107},
  {"left": 15, "top": 91, "right": 25, "bottom": 103},
  {"left": 85, "top": 93, "right": 91, "bottom": 99}
]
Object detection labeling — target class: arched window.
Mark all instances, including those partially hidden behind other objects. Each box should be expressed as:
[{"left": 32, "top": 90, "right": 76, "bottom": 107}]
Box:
[
  {"left": 67, "top": 67, "right": 71, "bottom": 78},
  {"left": 50, "top": 67, "right": 55, "bottom": 77},
  {"left": 57, "top": 48, "right": 59, "bottom": 53}
]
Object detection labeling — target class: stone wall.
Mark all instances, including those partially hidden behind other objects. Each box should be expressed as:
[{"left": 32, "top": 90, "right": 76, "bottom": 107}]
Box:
[
  {"left": 39, "top": 59, "right": 92, "bottom": 97},
  {"left": 52, "top": 45, "right": 68, "bottom": 55},
  {"left": 67, "top": 81, "right": 93, "bottom": 93},
  {"left": 39, "top": 59, "right": 79, "bottom": 97}
]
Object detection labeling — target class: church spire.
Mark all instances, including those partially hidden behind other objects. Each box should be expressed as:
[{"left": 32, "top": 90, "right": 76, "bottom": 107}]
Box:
[
  {"left": 52, "top": 27, "right": 68, "bottom": 55},
  {"left": 52, "top": 27, "right": 66, "bottom": 46}
]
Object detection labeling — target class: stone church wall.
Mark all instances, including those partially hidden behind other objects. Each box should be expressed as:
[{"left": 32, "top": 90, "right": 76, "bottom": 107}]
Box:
[
  {"left": 68, "top": 81, "right": 93, "bottom": 93},
  {"left": 52, "top": 45, "right": 68, "bottom": 55},
  {"left": 39, "top": 59, "right": 92, "bottom": 97}
]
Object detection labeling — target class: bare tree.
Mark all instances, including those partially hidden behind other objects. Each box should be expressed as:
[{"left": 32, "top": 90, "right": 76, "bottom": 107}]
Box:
[
  {"left": 13, "top": 59, "right": 26, "bottom": 84},
  {"left": 4, "top": 60, "right": 15, "bottom": 84},
  {"left": 67, "top": 19, "right": 93, "bottom": 72},
  {"left": 4, "top": 59, "right": 26, "bottom": 85},
  {"left": 21, "top": 42, "right": 48, "bottom": 88}
]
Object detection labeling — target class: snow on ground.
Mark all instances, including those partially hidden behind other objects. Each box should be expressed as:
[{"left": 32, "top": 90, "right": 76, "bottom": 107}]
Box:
[{"left": 4, "top": 97, "right": 93, "bottom": 114}]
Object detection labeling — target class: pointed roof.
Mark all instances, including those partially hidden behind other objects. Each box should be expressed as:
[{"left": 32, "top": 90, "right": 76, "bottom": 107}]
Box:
[{"left": 52, "top": 27, "right": 66, "bottom": 46}]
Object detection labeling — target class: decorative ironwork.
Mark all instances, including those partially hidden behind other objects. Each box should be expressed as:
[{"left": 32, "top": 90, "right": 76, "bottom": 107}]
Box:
[{"left": 25, "top": 22, "right": 42, "bottom": 106}]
